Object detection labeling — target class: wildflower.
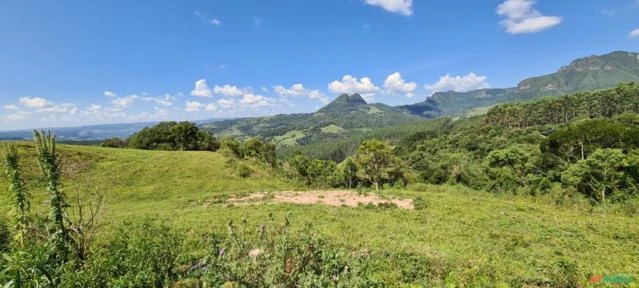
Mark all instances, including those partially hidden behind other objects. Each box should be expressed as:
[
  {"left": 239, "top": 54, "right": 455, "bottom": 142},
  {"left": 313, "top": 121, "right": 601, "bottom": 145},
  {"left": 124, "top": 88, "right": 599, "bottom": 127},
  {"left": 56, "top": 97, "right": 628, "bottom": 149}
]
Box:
[{"left": 219, "top": 248, "right": 225, "bottom": 256}]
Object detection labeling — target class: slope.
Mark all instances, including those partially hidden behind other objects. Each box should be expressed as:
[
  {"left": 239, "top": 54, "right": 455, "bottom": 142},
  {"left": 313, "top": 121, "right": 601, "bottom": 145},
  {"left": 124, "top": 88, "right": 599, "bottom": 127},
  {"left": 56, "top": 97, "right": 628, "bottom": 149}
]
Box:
[
  {"left": 201, "top": 94, "right": 424, "bottom": 147},
  {"left": 403, "top": 51, "right": 639, "bottom": 116}
]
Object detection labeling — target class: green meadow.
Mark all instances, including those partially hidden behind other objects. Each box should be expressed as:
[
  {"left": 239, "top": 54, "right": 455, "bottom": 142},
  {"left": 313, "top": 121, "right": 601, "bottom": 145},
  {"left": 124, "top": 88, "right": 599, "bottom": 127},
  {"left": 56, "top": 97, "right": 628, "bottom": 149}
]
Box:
[{"left": 1, "top": 143, "right": 637, "bottom": 286}]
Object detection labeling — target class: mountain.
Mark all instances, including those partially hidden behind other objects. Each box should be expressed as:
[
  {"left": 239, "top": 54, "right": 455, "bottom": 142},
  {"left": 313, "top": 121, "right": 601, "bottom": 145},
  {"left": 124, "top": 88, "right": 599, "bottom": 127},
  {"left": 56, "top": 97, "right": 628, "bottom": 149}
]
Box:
[
  {"left": 200, "top": 94, "right": 423, "bottom": 147},
  {"left": 402, "top": 51, "right": 639, "bottom": 116}
]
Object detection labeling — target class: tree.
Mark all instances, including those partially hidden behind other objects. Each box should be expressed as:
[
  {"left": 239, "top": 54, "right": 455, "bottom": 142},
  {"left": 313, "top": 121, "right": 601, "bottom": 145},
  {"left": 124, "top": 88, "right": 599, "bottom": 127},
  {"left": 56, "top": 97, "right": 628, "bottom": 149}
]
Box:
[
  {"left": 354, "top": 140, "right": 396, "bottom": 190},
  {"left": 337, "top": 157, "right": 358, "bottom": 189},
  {"left": 127, "top": 121, "right": 218, "bottom": 151},
  {"left": 100, "top": 137, "right": 127, "bottom": 148},
  {"left": 562, "top": 149, "right": 627, "bottom": 205}
]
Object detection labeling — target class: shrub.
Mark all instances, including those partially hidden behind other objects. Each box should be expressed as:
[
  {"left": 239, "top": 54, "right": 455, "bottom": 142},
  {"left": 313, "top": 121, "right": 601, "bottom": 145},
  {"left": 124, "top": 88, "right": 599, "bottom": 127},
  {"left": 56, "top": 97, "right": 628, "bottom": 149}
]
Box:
[
  {"left": 237, "top": 164, "right": 252, "bottom": 178},
  {"left": 76, "top": 220, "right": 183, "bottom": 287},
  {"left": 201, "top": 216, "right": 380, "bottom": 287}
]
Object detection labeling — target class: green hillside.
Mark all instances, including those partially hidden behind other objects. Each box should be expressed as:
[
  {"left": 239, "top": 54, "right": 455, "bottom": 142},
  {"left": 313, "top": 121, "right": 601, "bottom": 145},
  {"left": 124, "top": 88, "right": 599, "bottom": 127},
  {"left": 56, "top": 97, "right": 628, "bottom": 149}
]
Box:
[
  {"left": 0, "top": 143, "right": 294, "bottom": 225},
  {"left": 1, "top": 143, "right": 637, "bottom": 286},
  {"left": 405, "top": 51, "right": 639, "bottom": 116},
  {"left": 201, "top": 94, "right": 424, "bottom": 146}
]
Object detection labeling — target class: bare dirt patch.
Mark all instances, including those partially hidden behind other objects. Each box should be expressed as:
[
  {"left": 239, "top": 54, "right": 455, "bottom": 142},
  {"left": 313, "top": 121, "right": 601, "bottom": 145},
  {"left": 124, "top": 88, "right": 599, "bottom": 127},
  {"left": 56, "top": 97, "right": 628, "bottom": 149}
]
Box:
[{"left": 226, "top": 190, "right": 414, "bottom": 210}]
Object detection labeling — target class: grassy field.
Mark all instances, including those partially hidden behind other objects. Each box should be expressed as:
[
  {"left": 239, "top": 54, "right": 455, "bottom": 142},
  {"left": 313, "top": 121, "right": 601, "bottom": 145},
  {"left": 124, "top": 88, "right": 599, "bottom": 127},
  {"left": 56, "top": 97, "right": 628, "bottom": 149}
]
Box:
[{"left": 1, "top": 143, "right": 638, "bottom": 286}]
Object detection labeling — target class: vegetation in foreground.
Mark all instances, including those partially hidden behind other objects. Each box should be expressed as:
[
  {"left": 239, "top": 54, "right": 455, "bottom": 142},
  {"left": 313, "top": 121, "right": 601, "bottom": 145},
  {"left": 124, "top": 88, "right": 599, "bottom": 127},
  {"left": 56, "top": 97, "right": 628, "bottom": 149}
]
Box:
[{"left": 1, "top": 131, "right": 638, "bottom": 287}]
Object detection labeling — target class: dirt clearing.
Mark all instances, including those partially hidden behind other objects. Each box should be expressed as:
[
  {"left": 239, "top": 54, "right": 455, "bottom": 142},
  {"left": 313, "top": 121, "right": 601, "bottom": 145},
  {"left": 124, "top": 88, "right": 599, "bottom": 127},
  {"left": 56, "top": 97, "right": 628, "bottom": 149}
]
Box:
[{"left": 225, "top": 190, "right": 414, "bottom": 210}]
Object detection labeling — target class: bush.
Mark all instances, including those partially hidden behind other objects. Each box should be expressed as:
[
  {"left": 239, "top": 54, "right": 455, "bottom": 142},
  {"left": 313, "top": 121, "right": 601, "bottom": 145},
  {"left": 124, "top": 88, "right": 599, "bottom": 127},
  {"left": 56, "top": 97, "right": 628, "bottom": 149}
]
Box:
[
  {"left": 407, "top": 183, "right": 430, "bottom": 192},
  {"left": 201, "top": 217, "right": 380, "bottom": 287},
  {"left": 100, "top": 137, "right": 127, "bottom": 148},
  {"left": 75, "top": 220, "right": 183, "bottom": 287},
  {"left": 237, "top": 164, "right": 252, "bottom": 178}
]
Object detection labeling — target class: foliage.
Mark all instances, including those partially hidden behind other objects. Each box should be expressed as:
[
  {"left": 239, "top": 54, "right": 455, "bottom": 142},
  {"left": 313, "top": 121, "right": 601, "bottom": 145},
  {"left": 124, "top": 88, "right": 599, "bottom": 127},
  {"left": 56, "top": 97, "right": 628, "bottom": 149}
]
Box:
[
  {"left": 100, "top": 137, "right": 127, "bottom": 148},
  {"left": 200, "top": 216, "right": 380, "bottom": 287},
  {"left": 69, "top": 220, "right": 182, "bottom": 287},
  {"left": 561, "top": 149, "right": 635, "bottom": 204},
  {"left": 1, "top": 143, "right": 30, "bottom": 245},
  {"left": 127, "top": 121, "right": 219, "bottom": 151}
]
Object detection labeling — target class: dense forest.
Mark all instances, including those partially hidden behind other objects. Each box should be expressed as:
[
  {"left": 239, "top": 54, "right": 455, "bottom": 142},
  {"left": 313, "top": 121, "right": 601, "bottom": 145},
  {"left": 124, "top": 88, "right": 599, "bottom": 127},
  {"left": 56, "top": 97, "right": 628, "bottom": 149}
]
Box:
[{"left": 282, "top": 83, "right": 639, "bottom": 205}]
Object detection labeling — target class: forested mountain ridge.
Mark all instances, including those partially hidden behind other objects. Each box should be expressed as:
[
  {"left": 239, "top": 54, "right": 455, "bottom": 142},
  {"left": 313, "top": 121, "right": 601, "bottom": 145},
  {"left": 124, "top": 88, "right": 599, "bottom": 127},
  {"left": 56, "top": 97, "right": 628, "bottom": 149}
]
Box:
[
  {"left": 201, "top": 93, "right": 424, "bottom": 147},
  {"left": 404, "top": 51, "right": 639, "bottom": 116}
]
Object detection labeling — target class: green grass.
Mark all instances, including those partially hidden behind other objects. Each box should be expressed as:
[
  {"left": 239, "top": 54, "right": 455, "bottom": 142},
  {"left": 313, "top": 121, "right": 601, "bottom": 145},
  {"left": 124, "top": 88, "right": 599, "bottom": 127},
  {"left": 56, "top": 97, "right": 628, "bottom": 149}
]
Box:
[
  {"left": 272, "top": 129, "right": 306, "bottom": 146},
  {"left": 1, "top": 143, "right": 637, "bottom": 285},
  {"left": 320, "top": 124, "right": 345, "bottom": 134}
]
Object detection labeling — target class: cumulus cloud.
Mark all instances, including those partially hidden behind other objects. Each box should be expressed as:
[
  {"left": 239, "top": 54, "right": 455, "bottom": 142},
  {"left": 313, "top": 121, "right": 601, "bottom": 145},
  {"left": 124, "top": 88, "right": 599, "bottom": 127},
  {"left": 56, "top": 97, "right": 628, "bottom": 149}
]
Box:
[
  {"left": 19, "top": 97, "right": 51, "bottom": 109},
  {"left": 185, "top": 101, "right": 204, "bottom": 112},
  {"left": 328, "top": 75, "right": 379, "bottom": 101},
  {"left": 217, "top": 99, "right": 235, "bottom": 109},
  {"left": 3, "top": 104, "right": 19, "bottom": 111},
  {"left": 273, "top": 83, "right": 326, "bottom": 101},
  {"left": 36, "top": 103, "right": 78, "bottom": 114},
  {"left": 383, "top": 72, "right": 417, "bottom": 97},
  {"left": 214, "top": 84, "right": 244, "bottom": 97},
  {"left": 630, "top": 28, "right": 639, "bottom": 38},
  {"left": 205, "top": 103, "right": 217, "bottom": 112},
  {"left": 7, "top": 111, "right": 30, "bottom": 121},
  {"left": 364, "top": 0, "right": 413, "bottom": 16},
  {"left": 104, "top": 91, "right": 117, "bottom": 98},
  {"left": 425, "top": 73, "right": 490, "bottom": 95},
  {"left": 239, "top": 93, "right": 275, "bottom": 108},
  {"left": 191, "top": 79, "right": 213, "bottom": 98},
  {"left": 112, "top": 95, "right": 139, "bottom": 108},
  {"left": 497, "top": 0, "right": 562, "bottom": 34},
  {"left": 153, "top": 94, "right": 177, "bottom": 106},
  {"left": 211, "top": 18, "right": 222, "bottom": 26}
]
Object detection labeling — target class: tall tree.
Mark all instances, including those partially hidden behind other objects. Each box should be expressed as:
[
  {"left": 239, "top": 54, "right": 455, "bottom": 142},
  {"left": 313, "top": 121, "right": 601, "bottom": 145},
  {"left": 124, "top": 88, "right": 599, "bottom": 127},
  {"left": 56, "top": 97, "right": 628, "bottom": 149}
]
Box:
[
  {"left": 354, "top": 139, "right": 395, "bottom": 191},
  {"left": 562, "top": 149, "right": 627, "bottom": 205}
]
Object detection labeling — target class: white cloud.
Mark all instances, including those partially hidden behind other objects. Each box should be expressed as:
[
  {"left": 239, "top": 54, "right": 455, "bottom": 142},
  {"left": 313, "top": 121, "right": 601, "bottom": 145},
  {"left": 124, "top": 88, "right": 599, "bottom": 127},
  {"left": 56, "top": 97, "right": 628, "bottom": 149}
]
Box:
[
  {"left": 211, "top": 18, "right": 222, "bottom": 26},
  {"left": 19, "top": 97, "right": 51, "bottom": 109},
  {"left": 153, "top": 94, "right": 177, "bottom": 106},
  {"left": 214, "top": 84, "right": 244, "bottom": 97},
  {"left": 217, "top": 99, "right": 235, "bottom": 109},
  {"left": 104, "top": 91, "right": 117, "bottom": 98},
  {"left": 112, "top": 95, "right": 139, "bottom": 108},
  {"left": 36, "top": 103, "right": 77, "bottom": 114},
  {"left": 497, "top": 0, "right": 562, "bottom": 34},
  {"left": 87, "top": 104, "right": 102, "bottom": 112},
  {"left": 7, "top": 111, "right": 30, "bottom": 121},
  {"left": 328, "top": 75, "right": 379, "bottom": 101},
  {"left": 3, "top": 104, "right": 19, "bottom": 111},
  {"left": 239, "top": 93, "right": 275, "bottom": 108},
  {"left": 364, "top": 0, "right": 413, "bottom": 16},
  {"left": 425, "top": 73, "right": 490, "bottom": 95},
  {"left": 185, "top": 101, "right": 204, "bottom": 112},
  {"left": 383, "top": 72, "right": 417, "bottom": 97},
  {"left": 191, "top": 79, "right": 213, "bottom": 98},
  {"left": 205, "top": 103, "right": 217, "bottom": 112},
  {"left": 630, "top": 28, "right": 639, "bottom": 38},
  {"left": 273, "top": 83, "right": 326, "bottom": 101}
]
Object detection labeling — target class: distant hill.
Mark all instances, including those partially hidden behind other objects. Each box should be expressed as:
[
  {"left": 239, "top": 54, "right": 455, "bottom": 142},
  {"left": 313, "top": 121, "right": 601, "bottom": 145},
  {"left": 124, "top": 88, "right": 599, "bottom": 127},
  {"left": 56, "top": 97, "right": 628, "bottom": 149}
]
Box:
[
  {"left": 200, "top": 94, "right": 424, "bottom": 147},
  {"left": 0, "top": 122, "right": 159, "bottom": 141},
  {"left": 403, "top": 51, "right": 639, "bottom": 116}
]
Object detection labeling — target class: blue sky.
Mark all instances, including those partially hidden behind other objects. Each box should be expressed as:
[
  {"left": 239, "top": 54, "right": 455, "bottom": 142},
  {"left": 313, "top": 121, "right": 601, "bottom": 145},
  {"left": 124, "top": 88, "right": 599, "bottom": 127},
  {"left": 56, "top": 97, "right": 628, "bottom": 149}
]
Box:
[{"left": 1, "top": 0, "right": 638, "bottom": 130}]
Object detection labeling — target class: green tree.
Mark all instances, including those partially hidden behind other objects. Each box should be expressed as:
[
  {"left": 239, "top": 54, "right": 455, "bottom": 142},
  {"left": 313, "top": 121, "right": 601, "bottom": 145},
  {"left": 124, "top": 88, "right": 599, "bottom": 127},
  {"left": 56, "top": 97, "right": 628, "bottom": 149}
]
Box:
[
  {"left": 562, "top": 149, "right": 628, "bottom": 205},
  {"left": 354, "top": 139, "right": 396, "bottom": 190},
  {"left": 337, "top": 157, "right": 358, "bottom": 189}
]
